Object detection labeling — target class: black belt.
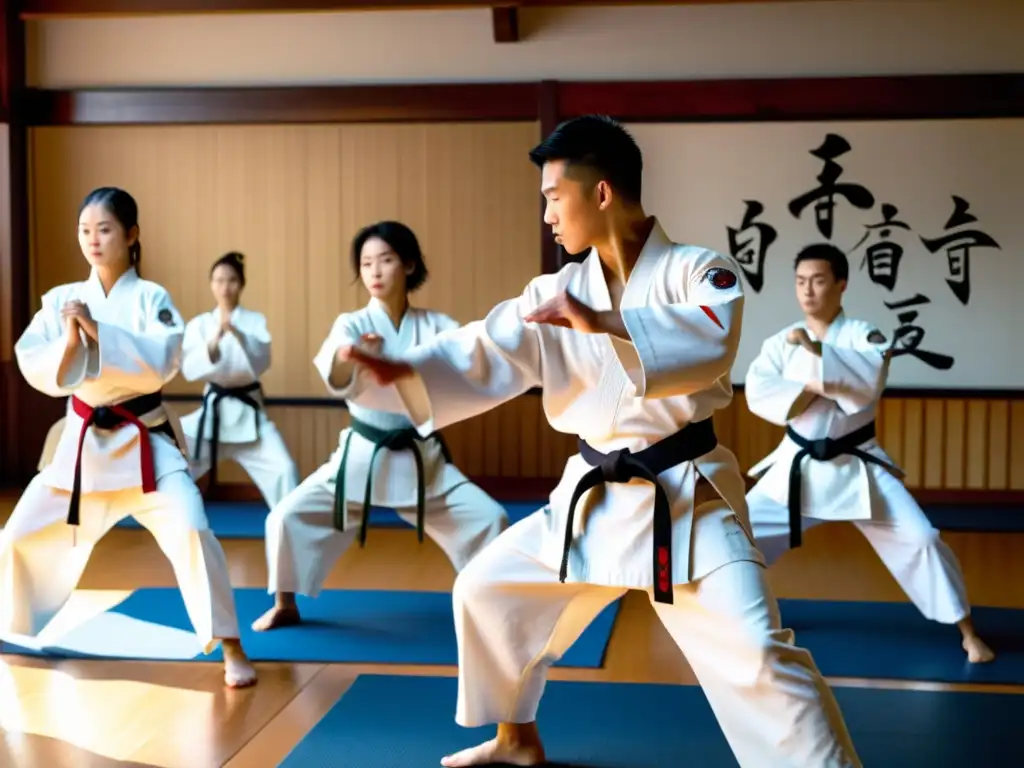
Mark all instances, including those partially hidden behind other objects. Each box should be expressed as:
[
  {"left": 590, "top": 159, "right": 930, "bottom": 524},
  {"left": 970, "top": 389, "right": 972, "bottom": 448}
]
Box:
[
  {"left": 566, "top": 418, "right": 718, "bottom": 605},
  {"left": 68, "top": 390, "right": 179, "bottom": 528},
  {"left": 192, "top": 381, "right": 262, "bottom": 472},
  {"left": 333, "top": 416, "right": 452, "bottom": 546},
  {"left": 785, "top": 420, "right": 897, "bottom": 548}
]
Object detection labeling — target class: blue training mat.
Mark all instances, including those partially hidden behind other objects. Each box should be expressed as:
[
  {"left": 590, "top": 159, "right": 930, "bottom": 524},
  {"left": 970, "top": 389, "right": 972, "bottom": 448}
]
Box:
[
  {"left": 777, "top": 598, "right": 1024, "bottom": 684},
  {"left": 0, "top": 587, "right": 618, "bottom": 668},
  {"left": 114, "top": 500, "right": 547, "bottom": 538},
  {"left": 115, "top": 499, "right": 1024, "bottom": 539},
  {"left": 279, "top": 674, "right": 1024, "bottom": 767}
]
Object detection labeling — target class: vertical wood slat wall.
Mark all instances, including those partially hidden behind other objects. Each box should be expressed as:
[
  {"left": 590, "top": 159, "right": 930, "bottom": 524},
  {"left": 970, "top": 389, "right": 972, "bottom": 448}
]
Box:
[{"left": 27, "top": 125, "right": 1024, "bottom": 495}]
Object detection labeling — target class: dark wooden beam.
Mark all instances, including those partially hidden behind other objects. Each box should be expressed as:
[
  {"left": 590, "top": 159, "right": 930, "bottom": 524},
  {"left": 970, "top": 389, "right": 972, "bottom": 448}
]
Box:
[
  {"left": 25, "top": 73, "right": 1024, "bottom": 128},
  {"left": 0, "top": 0, "right": 39, "bottom": 488},
  {"left": 20, "top": 0, "right": 829, "bottom": 18},
  {"left": 557, "top": 73, "right": 1024, "bottom": 123},
  {"left": 491, "top": 5, "right": 518, "bottom": 43},
  {"left": 537, "top": 79, "right": 562, "bottom": 274},
  {"left": 25, "top": 83, "right": 539, "bottom": 125}
]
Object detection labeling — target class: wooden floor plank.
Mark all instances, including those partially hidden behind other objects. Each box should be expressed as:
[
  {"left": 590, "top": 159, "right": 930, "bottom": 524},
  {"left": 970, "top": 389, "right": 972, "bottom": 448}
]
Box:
[{"left": 2, "top": 494, "right": 1023, "bottom": 766}]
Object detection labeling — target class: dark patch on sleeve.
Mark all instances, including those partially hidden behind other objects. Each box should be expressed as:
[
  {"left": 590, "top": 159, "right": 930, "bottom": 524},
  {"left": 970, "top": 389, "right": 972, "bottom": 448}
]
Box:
[
  {"left": 157, "top": 308, "right": 176, "bottom": 327},
  {"left": 866, "top": 329, "right": 886, "bottom": 344},
  {"left": 705, "top": 267, "right": 738, "bottom": 290}
]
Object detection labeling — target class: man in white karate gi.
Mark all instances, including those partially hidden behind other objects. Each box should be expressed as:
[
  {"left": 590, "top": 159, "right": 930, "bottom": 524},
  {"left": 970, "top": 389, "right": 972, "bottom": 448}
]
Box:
[
  {"left": 337, "top": 116, "right": 862, "bottom": 767},
  {"left": 743, "top": 242, "right": 994, "bottom": 664}
]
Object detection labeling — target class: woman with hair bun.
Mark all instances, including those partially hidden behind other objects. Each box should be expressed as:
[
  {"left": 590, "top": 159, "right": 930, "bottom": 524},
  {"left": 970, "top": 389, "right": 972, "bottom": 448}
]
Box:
[
  {"left": 179, "top": 251, "right": 298, "bottom": 510},
  {"left": 2, "top": 187, "right": 257, "bottom": 688}
]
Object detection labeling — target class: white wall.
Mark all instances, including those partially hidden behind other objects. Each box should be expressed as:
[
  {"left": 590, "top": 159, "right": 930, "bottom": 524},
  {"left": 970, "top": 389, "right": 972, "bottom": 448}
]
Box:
[
  {"left": 630, "top": 118, "right": 1023, "bottom": 389},
  {"left": 26, "top": 0, "right": 1024, "bottom": 88}
]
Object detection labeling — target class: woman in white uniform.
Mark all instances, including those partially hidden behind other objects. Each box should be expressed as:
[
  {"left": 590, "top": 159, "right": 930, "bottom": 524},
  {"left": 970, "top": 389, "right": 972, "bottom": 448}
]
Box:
[
  {"left": 179, "top": 251, "right": 298, "bottom": 508},
  {"left": 1, "top": 187, "right": 257, "bottom": 688},
  {"left": 253, "top": 220, "right": 509, "bottom": 631}
]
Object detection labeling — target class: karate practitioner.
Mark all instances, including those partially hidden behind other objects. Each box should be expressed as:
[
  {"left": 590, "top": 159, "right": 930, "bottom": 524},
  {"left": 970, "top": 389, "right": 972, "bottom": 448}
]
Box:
[
  {"left": 252, "top": 220, "right": 508, "bottom": 632},
  {"left": 339, "top": 117, "right": 861, "bottom": 767},
  {"left": 744, "top": 243, "right": 994, "bottom": 664},
  {"left": 179, "top": 251, "right": 299, "bottom": 508},
  {"left": 1, "top": 187, "right": 257, "bottom": 688}
]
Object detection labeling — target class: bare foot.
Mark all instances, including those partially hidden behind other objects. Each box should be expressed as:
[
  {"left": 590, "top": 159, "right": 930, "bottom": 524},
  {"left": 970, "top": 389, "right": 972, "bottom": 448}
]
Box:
[
  {"left": 222, "top": 639, "right": 258, "bottom": 688},
  {"left": 963, "top": 634, "right": 995, "bottom": 663},
  {"left": 251, "top": 605, "right": 301, "bottom": 632},
  {"left": 441, "top": 723, "right": 545, "bottom": 767},
  {"left": 440, "top": 738, "right": 545, "bottom": 767}
]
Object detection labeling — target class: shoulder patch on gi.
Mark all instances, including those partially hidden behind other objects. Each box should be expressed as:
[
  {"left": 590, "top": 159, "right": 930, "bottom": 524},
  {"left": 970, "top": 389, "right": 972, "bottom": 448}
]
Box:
[
  {"left": 866, "top": 329, "right": 886, "bottom": 344},
  {"left": 705, "top": 267, "right": 737, "bottom": 290},
  {"left": 157, "top": 308, "right": 175, "bottom": 327}
]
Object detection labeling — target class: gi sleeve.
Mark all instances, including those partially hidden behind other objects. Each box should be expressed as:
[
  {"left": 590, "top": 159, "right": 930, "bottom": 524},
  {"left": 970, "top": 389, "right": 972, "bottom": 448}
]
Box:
[
  {"left": 744, "top": 332, "right": 817, "bottom": 426},
  {"left": 617, "top": 248, "right": 744, "bottom": 399},
  {"left": 14, "top": 288, "right": 94, "bottom": 397},
  {"left": 93, "top": 287, "right": 184, "bottom": 392}
]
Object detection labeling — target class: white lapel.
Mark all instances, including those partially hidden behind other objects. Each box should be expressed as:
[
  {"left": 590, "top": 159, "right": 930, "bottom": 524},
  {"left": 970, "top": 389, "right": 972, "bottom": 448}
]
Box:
[
  {"left": 620, "top": 218, "right": 672, "bottom": 310},
  {"left": 368, "top": 297, "right": 413, "bottom": 351},
  {"left": 83, "top": 266, "right": 138, "bottom": 310}
]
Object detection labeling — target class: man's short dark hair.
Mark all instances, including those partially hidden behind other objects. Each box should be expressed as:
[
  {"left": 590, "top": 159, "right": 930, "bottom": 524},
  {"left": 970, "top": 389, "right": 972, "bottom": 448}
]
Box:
[
  {"left": 794, "top": 242, "right": 849, "bottom": 282},
  {"left": 528, "top": 115, "right": 643, "bottom": 204}
]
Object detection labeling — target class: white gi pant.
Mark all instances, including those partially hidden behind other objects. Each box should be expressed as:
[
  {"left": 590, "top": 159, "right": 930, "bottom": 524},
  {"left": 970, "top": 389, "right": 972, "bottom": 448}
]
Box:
[
  {"left": 0, "top": 471, "right": 241, "bottom": 654},
  {"left": 747, "top": 467, "right": 970, "bottom": 625},
  {"left": 265, "top": 460, "right": 509, "bottom": 596},
  {"left": 452, "top": 502, "right": 861, "bottom": 768},
  {"left": 186, "top": 421, "right": 299, "bottom": 509}
]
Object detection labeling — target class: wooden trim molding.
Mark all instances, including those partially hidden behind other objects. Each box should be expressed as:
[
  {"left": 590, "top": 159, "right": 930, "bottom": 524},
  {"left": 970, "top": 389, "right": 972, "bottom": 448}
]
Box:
[
  {"left": 20, "top": 0, "right": 792, "bottom": 16},
  {"left": 25, "top": 83, "right": 541, "bottom": 126},
  {"left": 161, "top": 387, "right": 1024, "bottom": 405},
  {"left": 23, "top": 73, "right": 1024, "bottom": 127},
  {"left": 208, "top": 475, "right": 1024, "bottom": 508}
]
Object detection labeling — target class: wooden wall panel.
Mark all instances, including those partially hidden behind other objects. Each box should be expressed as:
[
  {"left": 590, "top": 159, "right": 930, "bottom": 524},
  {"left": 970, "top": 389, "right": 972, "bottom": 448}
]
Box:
[
  {"left": 175, "top": 392, "right": 1024, "bottom": 499},
  {"left": 22, "top": 122, "right": 1022, "bottom": 503},
  {"left": 27, "top": 122, "right": 540, "bottom": 395}
]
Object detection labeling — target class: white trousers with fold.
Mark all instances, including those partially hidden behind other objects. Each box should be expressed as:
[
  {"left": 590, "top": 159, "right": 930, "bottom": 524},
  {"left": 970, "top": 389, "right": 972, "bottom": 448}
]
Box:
[
  {"left": 451, "top": 503, "right": 862, "bottom": 767},
  {"left": 264, "top": 460, "right": 509, "bottom": 596},
  {"left": 747, "top": 466, "right": 970, "bottom": 624},
  {"left": 0, "top": 471, "right": 241, "bottom": 654}
]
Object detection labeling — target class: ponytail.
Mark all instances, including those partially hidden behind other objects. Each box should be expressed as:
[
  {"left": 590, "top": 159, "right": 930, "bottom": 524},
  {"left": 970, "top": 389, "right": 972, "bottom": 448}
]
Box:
[{"left": 130, "top": 240, "right": 143, "bottom": 277}]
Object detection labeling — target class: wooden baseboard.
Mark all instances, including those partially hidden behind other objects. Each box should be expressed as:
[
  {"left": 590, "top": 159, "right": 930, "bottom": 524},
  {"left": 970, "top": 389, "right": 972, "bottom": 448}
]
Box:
[{"left": 205, "top": 478, "right": 1024, "bottom": 507}]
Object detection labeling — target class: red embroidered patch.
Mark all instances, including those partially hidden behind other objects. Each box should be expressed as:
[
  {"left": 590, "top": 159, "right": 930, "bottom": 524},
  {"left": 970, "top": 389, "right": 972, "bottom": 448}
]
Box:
[
  {"left": 700, "top": 305, "right": 724, "bottom": 329},
  {"left": 706, "top": 267, "right": 737, "bottom": 289}
]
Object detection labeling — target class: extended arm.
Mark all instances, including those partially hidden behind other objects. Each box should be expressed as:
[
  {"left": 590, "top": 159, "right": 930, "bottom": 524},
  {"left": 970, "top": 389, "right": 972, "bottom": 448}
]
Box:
[
  {"left": 14, "top": 290, "right": 96, "bottom": 397},
  {"left": 93, "top": 289, "right": 185, "bottom": 392},
  {"left": 616, "top": 249, "right": 744, "bottom": 399}
]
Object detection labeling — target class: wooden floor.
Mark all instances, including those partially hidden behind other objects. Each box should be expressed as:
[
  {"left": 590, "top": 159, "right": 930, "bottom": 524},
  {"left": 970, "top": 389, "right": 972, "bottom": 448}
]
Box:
[{"left": 1, "top": 492, "right": 1023, "bottom": 767}]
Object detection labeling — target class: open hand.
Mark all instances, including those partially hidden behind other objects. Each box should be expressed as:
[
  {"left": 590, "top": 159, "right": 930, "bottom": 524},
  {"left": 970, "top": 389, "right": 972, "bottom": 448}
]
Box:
[
  {"left": 339, "top": 344, "right": 413, "bottom": 386},
  {"left": 523, "top": 291, "right": 599, "bottom": 333},
  {"left": 61, "top": 300, "right": 97, "bottom": 341}
]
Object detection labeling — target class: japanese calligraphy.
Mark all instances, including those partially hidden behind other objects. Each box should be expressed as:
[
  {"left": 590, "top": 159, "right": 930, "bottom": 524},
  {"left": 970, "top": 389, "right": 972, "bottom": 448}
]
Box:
[
  {"left": 726, "top": 200, "right": 777, "bottom": 293},
  {"left": 850, "top": 203, "right": 912, "bottom": 292},
  {"left": 919, "top": 195, "right": 1001, "bottom": 305},
  {"left": 787, "top": 133, "right": 875, "bottom": 240},
  {"left": 883, "top": 294, "right": 954, "bottom": 370}
]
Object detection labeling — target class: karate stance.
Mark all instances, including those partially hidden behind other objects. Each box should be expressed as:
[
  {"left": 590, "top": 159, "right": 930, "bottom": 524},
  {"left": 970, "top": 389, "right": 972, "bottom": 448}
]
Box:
[
  {"left": 744, "top": 243, "right": 994, "bottom": 664},
  {"left": 179, "top": 251, "right": 298, "bottom": 508},
  {"left": 253, "top": 221, "right": 508, "bottom": 631},
  {"left": 341, "top": 118, "right": 861, "bottom": 767},
  {"left": 0, "top": 187, "right": 257, "bottom": 688}
]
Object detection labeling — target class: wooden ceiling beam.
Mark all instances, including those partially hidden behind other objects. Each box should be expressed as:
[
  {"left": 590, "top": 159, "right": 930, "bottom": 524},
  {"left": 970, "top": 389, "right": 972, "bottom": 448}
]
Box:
[{"left": 20, "top": 0, "right": 834, "bottom": 19}]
